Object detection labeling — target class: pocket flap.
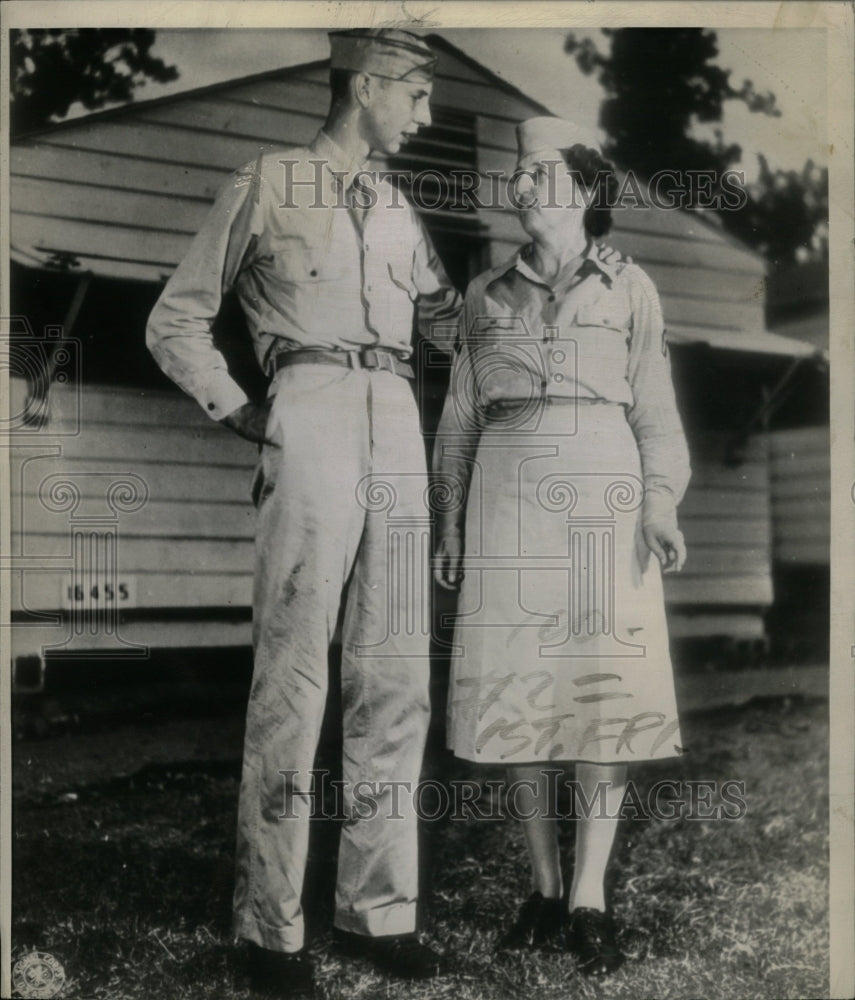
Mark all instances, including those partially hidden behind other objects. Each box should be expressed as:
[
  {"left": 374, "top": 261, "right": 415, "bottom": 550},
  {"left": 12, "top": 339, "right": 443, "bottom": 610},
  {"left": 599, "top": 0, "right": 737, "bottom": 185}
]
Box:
[{"left": 575, "top": 302, "right": 629, "bottom": 331}]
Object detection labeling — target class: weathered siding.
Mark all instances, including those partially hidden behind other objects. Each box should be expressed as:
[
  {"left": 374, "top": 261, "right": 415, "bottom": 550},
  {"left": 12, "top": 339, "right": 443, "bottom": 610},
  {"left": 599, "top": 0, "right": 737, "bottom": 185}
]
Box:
[
  {"left": 767, "top": 425, "right": 830, "bottom": 566},
  {"left": 9, "top": 378, "right": 256, "bottom": 636},
  {"left": 10, "top": 377, "right": 774, "bottom": 649},
  {"left": 665, "top": 433, "right": 772, "bottom": 638}
]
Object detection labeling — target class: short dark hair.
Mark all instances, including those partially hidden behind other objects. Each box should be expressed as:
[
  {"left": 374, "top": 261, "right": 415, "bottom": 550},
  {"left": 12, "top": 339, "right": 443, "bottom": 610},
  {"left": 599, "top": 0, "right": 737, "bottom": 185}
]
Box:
[
  {"left": 329, "top": 68, "right": 356, "bottom": 104},
  {"left": 560, "top": 144, "right": 618, "bottom": 237}
]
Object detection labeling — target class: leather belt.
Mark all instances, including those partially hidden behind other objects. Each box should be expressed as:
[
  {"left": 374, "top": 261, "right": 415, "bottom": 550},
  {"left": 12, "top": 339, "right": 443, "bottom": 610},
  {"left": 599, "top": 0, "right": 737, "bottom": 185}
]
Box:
[
  {"left": 272, "top": 347, "right": 415, "bottom": 380},
  {"left": 486, "top": 396, "right": 605, "bottom": 417}
]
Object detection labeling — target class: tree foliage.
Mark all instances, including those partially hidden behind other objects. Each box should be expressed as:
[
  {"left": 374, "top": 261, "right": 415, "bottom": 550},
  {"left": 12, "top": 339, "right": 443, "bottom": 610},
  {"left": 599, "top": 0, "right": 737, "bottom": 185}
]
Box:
[
  {"left": 566, "top": 29, "right": 778, "bottom": 179},
  {"left": 11, "top": 28, "right": 178, "bottom": 136},
  {"left": 567, "top": 28, "right": 827, "bottom": 265},
  {"left": 727, "top": 157, "right": 828, "bottom": 266}
]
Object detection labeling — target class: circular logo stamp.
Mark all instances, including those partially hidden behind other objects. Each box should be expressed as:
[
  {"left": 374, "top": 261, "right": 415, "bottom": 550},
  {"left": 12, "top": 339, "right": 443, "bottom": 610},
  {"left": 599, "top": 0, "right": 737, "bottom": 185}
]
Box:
[{"left": 12, "top": 951, "right": 66, "bottom": 999}]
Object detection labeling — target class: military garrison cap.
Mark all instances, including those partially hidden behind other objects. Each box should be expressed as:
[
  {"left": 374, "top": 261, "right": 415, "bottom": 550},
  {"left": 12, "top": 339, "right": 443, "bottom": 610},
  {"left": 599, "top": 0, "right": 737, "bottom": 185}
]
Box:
[
  {"left": 516, "top": 116, "right": 602, "bottom": 159},
  {"left": 329, "top": 28, "right": 436, "bottom": 82}
]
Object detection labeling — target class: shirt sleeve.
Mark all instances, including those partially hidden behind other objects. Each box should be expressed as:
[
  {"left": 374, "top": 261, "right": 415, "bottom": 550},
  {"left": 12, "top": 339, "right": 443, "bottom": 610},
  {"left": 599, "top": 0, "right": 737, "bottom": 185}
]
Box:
[
  {"left": 624, "top": 265, "right": 691, "bottom": 531},
  {"left": 145, "top": 161, "right": 264, "bottom": 420},
  {"left": 431, "top": 283, "right": 485, "bottom": 538},
  {"left": 411, "top": 212, "right": 465, "bottom": 356}
]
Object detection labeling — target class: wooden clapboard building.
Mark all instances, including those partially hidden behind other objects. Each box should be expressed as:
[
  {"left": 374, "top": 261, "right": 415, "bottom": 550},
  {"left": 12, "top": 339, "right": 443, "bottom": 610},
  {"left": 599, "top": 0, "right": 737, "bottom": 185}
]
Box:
[
  {"left": 760, "top": 262, "right": 831, "bottom": 660},
  {"left": 7, "top": 34, "right": 826, "bottom": 688}
]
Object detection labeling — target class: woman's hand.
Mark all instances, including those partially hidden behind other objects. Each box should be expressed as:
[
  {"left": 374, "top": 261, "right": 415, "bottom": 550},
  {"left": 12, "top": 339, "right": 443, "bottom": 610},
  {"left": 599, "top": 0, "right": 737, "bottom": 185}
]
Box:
[
  {"left": 643, "top": 522, "right": 687, "bottom": 574},
  {"left": 596, "top": 243, "right": 631, "bottom": 268},
  {"left": 434, "top": 534, "right": 464, "bottom": 590}
]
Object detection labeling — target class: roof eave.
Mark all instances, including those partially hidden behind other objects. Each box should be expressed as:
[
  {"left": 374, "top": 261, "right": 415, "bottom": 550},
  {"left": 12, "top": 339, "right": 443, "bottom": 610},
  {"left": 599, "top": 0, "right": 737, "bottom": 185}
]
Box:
[{"left": 11, "top": 56, "right": 331, "bottom": 142}]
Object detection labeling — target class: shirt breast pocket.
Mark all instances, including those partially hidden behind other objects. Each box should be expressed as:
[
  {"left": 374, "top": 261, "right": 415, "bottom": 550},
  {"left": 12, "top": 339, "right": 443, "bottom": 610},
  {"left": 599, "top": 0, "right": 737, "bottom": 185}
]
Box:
[
  {"left": 471, "top": 316, "right": 531, "bottom": 342},
  {"left": 267, "top": 234, "right": 333, "bottom": 284},
  {"left": 575, "top": 302, "right": 630, "bottom": 333}
]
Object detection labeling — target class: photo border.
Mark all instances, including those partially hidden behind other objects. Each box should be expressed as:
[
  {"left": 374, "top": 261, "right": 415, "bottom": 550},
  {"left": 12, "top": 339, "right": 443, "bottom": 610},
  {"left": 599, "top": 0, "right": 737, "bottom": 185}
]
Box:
[{"left": 1, "top": 3, "right": 852, "bottom": 997}]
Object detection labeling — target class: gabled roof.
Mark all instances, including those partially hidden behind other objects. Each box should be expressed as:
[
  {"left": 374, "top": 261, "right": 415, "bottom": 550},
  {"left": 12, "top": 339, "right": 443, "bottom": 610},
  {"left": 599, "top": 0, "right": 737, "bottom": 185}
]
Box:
[
  {"left": 12, "top": 33, "right": 552, "bottom": 142},
  {"left": 425, "top": 34, "right": 552, "bottom": 117},
  {"left": 11, "top": 58, "right": 333, "bottom": 141}
]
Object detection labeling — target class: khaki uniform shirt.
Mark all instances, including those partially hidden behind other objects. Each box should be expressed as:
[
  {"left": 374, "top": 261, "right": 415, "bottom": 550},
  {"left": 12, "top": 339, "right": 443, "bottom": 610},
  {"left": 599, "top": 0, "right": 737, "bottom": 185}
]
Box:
[
  {"left": 147, "top": 130, "right": 463, "bottom": 420},
  {"left": 435, "top": 240, "right": 691, "bottom": 530}
]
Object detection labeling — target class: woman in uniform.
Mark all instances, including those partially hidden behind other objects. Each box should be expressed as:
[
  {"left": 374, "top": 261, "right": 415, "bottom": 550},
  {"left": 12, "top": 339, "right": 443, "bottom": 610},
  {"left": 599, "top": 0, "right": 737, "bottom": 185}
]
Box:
[{"left": 433, "top": 117, "right": 691, "bottom": 976}]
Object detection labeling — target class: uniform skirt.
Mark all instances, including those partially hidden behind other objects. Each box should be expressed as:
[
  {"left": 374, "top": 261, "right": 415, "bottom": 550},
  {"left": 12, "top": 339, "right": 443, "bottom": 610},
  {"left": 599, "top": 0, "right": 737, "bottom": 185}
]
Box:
[{"left": 446, "top": 399, "right": 683, "bottom": 765}]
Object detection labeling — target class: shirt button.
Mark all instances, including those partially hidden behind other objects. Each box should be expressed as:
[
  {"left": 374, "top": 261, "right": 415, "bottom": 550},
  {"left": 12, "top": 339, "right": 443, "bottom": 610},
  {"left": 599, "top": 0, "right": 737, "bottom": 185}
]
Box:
[
  {"left": 553, "top": 373, "right": 564, "bottom": 383},
  {"left": 309, "top": 269, "right": 318, "bottom": 277},
  {"left": 207, "top": 402, "right": 215, "bottom": 411},
  {"left": 547, "top": 293, "right": 556, "bottom": 302},
  {"left": 552, "top": 349, "right": 566, "bottom": 363}
]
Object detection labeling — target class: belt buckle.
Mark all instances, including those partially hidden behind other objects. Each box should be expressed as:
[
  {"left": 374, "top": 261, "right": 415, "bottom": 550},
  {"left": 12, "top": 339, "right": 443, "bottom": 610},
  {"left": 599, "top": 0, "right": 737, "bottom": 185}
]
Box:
[
  {"left": 360, "top": 348, "right": 389, "bottom": 373},
  {"left": 347, "top": 349, "right": 363, "bottom": 370}
]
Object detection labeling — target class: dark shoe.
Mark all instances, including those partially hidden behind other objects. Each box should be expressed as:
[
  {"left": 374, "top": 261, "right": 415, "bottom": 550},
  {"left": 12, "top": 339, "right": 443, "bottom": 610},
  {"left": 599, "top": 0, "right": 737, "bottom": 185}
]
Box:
[
  {"left": 496, "top": 891, "right": 566, "bottom": 951},
  {"left": 247, "top": 942, "right": 315, "bottom": 997},
  {"left": 332, "top": 929, "right": 448, "bottom": 979},
  {"left": 567, "top": 907, "right": 624, "bottom": 977}
]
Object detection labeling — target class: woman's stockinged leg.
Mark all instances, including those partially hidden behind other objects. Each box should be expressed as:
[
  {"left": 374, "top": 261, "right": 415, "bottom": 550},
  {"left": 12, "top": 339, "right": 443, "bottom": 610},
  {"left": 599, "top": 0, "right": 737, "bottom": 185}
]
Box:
[
  {"left": 568, "top": 761, "right": 628, "bottom": 912},
  {"left": 495, "top": 763, "right": 566, "bottom": 952},
  {"left": 506, "top": 763, "right": 562, "bottom": 899}
]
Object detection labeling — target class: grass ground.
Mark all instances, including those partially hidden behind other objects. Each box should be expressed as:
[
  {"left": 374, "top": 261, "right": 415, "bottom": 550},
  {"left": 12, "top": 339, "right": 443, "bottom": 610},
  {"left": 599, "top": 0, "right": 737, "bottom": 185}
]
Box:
[{"left": 11, "top": 694, "right": 828, "bottom": 999}]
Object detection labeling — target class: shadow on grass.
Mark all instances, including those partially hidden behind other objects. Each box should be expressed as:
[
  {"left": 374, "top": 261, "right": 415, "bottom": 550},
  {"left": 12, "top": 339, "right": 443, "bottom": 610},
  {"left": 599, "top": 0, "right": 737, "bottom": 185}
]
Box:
[{"left": 12, "top": 696, "right": 829, "bottom": 999}]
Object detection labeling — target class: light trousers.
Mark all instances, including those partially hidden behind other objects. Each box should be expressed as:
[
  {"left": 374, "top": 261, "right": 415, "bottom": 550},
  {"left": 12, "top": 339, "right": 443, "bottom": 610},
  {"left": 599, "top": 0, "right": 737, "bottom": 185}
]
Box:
[{"left": 233, "top": 364, "right": 432, "bottom": 952}]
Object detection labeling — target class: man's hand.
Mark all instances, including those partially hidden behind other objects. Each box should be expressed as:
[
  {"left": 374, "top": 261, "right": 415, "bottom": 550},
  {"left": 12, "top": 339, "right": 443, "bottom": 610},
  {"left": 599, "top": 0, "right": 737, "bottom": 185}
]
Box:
[
  {"left": 434, "top": 534, "right": 463, "bottom": 590},
  {"left": 220, "top": 398, "right": 279, "bottom": 447},
  {"left": 642, "top": 523, "right": 686, "bottom": 574}
]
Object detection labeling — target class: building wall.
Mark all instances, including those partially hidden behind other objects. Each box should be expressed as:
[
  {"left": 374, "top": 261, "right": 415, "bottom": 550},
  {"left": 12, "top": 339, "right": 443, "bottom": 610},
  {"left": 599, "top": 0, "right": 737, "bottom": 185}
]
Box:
[
  {"left": 9, "top": 41, "right": 782, "bottom": 656},
  {"left": 9, "top": 376, "right": 774, "bottom": 655},
  {"left": 9, "top": 377, "right": 255, "bottom": 663},
  {"left": 767, "top": 425, "right": 830, "bottom": 567},
  {"left": 666, "top": 431, "right": 772, "bottom": 640}
]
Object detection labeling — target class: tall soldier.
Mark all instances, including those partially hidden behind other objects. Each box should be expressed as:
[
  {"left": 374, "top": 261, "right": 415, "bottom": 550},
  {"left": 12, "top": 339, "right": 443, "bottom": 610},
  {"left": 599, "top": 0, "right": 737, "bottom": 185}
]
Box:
[{"left": 146, "top": 29, "right": 462, "bottom": 998}]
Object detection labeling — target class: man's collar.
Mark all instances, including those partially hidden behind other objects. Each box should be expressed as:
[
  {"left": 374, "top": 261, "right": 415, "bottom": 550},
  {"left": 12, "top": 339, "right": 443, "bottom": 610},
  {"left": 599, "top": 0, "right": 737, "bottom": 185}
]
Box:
[{"left": 310, "top": 129, "right": 369, "bottom": 186}]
